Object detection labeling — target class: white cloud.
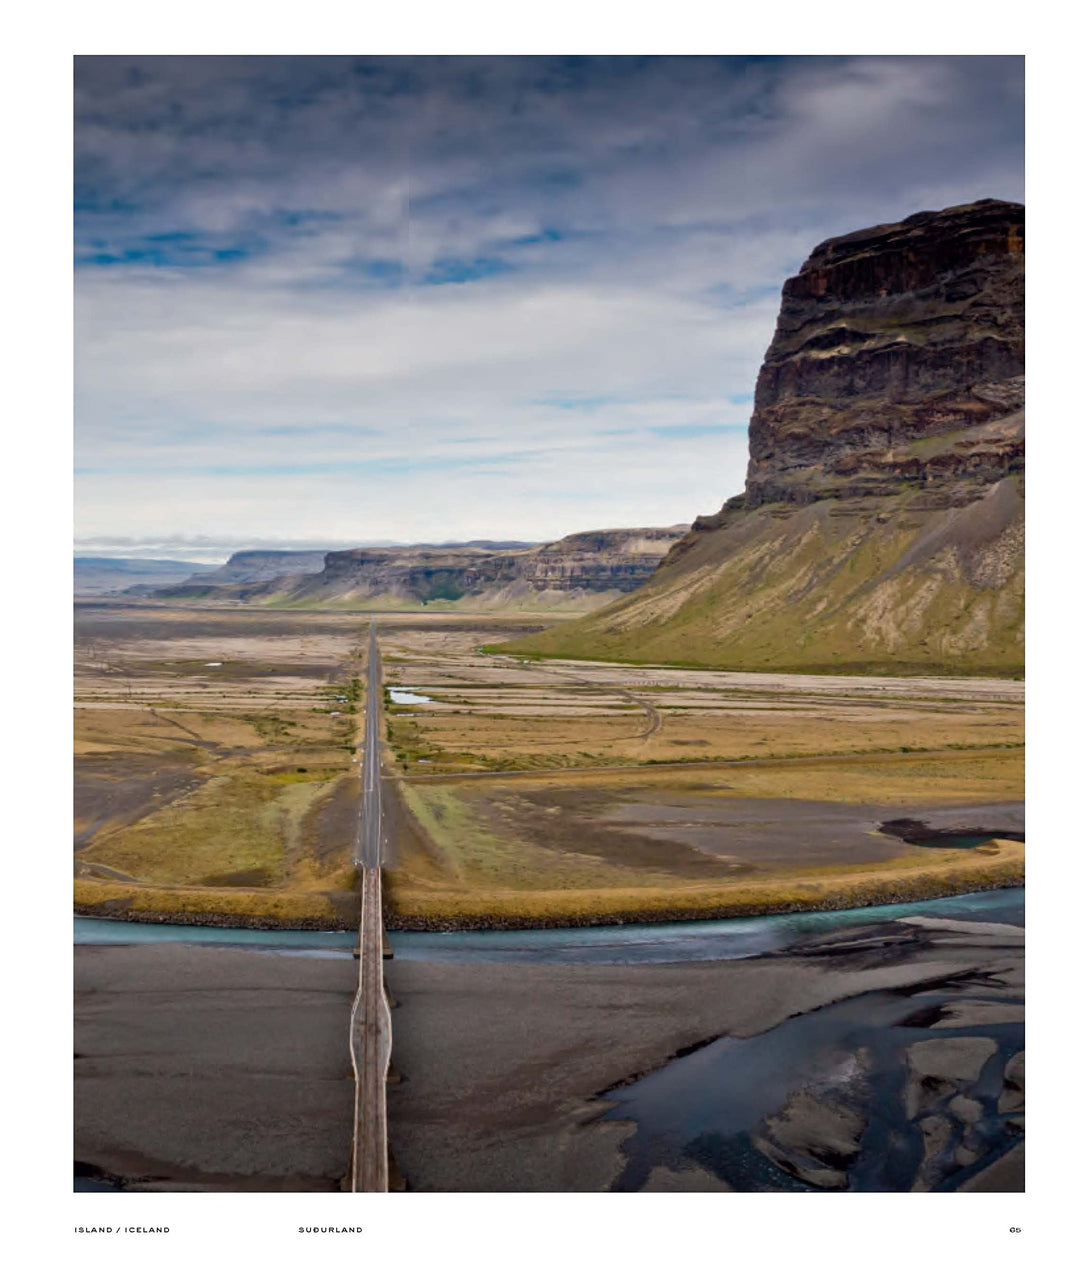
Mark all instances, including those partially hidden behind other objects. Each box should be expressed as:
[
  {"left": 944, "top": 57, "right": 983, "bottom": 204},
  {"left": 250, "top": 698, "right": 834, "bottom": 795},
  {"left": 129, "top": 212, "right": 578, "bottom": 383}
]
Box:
[{"left": 74, "top": 55, "right": 1023, "bottom": 545}]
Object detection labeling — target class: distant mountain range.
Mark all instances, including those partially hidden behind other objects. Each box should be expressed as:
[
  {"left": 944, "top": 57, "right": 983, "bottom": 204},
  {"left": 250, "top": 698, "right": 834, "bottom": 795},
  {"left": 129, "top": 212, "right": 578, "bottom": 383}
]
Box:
[
  {"left": 78, "top": 528, "right": 690, "bottom": 611},
  {"left": 74, "top": 557, "right": 218, "bottom": 596}
]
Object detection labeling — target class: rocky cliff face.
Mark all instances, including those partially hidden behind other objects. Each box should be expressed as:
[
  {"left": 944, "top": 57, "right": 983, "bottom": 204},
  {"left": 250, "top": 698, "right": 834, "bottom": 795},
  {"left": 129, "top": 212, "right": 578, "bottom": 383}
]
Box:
[
  {"left": 520, "top": 528, "right": 689, "bottom": 591},
  {"left": 738, "top": 198, "right": 1023, "bottom": 511},
  {"left": 192, "top": 550, "right": 329, "bottom": 586},
  {"left": 149, "top": 528, "right": 688, "bottom": 610},
  {"left": 280, "top": 528, "right": 686, "bottom": 607},
  {"left": 509, "top": 200, "right": 1024, "bottom": 674}
]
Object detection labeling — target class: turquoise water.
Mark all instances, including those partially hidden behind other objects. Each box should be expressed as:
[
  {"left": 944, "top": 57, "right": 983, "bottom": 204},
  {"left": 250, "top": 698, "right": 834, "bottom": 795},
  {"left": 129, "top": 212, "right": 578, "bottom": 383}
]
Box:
[
  {"left": 74, "top": 886, "right": 1022, "bottom": 964},
  {"left": 74, "top": 919, "right": 357, "bottom": 952}
]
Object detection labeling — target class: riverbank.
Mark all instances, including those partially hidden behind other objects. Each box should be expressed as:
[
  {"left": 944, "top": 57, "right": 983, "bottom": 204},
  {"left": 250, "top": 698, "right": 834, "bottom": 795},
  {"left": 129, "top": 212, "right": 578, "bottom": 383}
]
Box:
[
  {"left": 74, "top": 836, "right": 1023, "bottom": 931},
  {"left": 381, "top": 840, "right": 1023, "bottom": 928},
  {"left": 385, "top": 912, "right": 1024, "bottom": 1191},
  {"left": 73, "top": 888, "right": 1025, "bottom": 956},
  {"left": 75, "top": 899, "right": 1023, "bottom": 1192}
]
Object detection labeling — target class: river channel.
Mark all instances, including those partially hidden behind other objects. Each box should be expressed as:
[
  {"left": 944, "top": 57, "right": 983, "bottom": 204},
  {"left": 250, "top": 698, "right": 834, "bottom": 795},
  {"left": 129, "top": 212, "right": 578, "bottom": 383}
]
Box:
[
  {"left": 74, "top": 886, "right": 1022, "bottom": 962},
  {"left": 75, "top": 888, "right": 1024, "bottom": 1192}
]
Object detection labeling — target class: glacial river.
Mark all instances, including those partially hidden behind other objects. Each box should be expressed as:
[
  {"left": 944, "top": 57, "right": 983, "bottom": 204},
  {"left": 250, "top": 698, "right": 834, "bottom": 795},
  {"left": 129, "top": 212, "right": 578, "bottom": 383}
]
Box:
[
  {"left": 74, "top": 886, "right": 1023, "bottom": 964},
  {"left": 75, "top": 887, "right": 1024, "bottom": 1193}
]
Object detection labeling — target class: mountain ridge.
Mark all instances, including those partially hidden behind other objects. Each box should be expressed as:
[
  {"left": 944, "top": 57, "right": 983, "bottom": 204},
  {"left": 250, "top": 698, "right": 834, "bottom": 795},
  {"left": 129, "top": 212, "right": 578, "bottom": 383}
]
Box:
[
  {"left": 142, "top": 525, "right": 690, "bottom": 611},
  {"left": 74, "top": 557, "right": 218, "bottom": 596}
]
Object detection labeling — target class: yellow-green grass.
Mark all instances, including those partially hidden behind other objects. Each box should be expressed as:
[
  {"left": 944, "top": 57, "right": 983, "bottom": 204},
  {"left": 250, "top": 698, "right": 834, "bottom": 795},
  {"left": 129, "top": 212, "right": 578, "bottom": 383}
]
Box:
[
  {"left": 697, "top": 747, "right": 1024, "bottom": 803},
  {"left": 74, "top": 702, "right": 349, "bottom": 760},
  {"left": 75, "top": 607, "right": 1024, "bottom": 929},
  {"left": 393, "top": 747, "right": 1021, "bottom": 802},
  {"left": 74, "top": 877, "right": 351, "bottom": 927},
  {"left": 381, "top": 743, "right": 1024, "bottom": 925},
  {"left": 75, "top": 606, "right": 366, "bottom": 923},
  {"left": 388, "top": 702, "right": 1023, "bottom": 775},
  {"left": 501, "top": 485, "right": 1024, "bottom": 676},
  {"left": 78, "top": 768, "right": 359, "bottom": 880},
  {"left": 384, "top": 841, "right": 1024, "bottom": 927},
  {"left": 397, "top": 781, "right": 664, "bottom": 891},
  {"left": 392, "top": 747, "right": 1022, "bottom": 806}
]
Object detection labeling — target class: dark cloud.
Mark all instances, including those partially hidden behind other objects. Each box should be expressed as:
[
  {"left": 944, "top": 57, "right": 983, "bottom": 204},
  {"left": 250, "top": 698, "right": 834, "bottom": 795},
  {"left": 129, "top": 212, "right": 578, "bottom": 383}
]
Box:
[
  {"left": 76, "top": 56, "right": 1022, "bottom": 277},
  {"left": 74, "top": 56, "right": 1023, "bottom": 542}
]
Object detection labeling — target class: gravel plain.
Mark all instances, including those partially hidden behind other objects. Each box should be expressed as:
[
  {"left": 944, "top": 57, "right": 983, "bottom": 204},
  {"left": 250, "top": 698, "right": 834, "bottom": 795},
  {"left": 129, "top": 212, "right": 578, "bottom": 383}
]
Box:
[{"left": 75, "top": 911, "right": 1023, "bottom": 1192}]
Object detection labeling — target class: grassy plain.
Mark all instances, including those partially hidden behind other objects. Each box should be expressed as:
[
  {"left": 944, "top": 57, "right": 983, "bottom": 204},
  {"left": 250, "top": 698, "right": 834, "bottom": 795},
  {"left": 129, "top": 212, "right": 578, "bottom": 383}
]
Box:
[
  {"left": 74, "top": 604, "right": 369, "bottom": 925},
  {"left": 374, "top": 617, "right": 1024, "bottom": 925},
  {"left": 74, "top": 608, "right": 1024, "bottom": 928}
]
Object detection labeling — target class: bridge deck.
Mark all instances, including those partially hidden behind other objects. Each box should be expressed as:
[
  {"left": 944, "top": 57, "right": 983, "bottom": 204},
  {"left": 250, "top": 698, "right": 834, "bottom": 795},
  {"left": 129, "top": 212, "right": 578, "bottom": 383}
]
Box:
[{"left": 349, "top": 623, "right": 391, "bottom": 1192}]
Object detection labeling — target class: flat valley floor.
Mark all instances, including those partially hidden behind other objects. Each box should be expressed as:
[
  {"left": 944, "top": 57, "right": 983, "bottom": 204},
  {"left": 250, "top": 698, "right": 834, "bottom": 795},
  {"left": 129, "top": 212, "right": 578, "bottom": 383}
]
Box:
[
  {"left": 73, "top": 603, "right": 1024, "bottom": 1192},
  {"left": 75, "top": 605, "right": 1023, "bottom": 927}
]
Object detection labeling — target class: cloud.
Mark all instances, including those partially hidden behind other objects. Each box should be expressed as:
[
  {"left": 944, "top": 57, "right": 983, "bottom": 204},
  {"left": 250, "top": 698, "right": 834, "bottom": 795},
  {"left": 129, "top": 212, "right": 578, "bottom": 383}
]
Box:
[{"left": 74, "top": 55, "right": 1024, "bottom": 544}]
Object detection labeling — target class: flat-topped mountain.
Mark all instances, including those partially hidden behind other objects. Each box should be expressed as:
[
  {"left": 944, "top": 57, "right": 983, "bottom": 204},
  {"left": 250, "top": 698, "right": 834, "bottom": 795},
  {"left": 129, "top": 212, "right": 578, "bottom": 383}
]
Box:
[
  {"left": 146, "top": 526, "right": 690, "bottom": 611},
  {"left": 190, "top": 549, "right": 329, "bottom": 586},
  {"left": 507, "top": 200, "right": 1024, "bottom": 674}
]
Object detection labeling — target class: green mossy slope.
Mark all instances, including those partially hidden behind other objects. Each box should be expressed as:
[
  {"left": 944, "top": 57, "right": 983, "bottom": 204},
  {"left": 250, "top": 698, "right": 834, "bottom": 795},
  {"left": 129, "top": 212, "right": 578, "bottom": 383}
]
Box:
[{"left": 502, "top": 479, "right": 1023, "bottom": 676}]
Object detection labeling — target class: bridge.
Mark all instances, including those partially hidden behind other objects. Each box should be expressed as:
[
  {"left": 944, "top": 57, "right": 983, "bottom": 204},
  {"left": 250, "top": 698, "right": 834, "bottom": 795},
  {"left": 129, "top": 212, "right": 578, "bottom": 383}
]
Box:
[{"left": 348, "top": 621, "right": 392, "bottom": 1192}]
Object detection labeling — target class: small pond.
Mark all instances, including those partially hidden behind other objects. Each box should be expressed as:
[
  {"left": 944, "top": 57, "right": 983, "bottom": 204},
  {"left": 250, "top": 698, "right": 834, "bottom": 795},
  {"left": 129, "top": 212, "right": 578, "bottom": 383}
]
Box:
[{"left": 388, "top": 688, "right": 432, "bottom": 705}]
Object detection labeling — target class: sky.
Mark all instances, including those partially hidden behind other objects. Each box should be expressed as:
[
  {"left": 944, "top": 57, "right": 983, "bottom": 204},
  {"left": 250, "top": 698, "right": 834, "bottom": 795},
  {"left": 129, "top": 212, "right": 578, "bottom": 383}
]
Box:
[{"left": 74, "top": 55, "right": 1024, "bottom": 560}]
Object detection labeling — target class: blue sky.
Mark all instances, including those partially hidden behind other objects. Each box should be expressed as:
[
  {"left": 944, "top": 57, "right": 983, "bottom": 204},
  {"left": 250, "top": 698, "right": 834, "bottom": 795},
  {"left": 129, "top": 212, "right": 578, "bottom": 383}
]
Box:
[{"left": 74, "top": 55, "right": 1024, "bottom": 557}]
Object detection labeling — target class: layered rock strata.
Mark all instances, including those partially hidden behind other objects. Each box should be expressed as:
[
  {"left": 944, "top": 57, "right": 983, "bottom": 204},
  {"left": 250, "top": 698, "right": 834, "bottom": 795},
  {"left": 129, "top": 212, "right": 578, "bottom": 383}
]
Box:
[
  {"left": 149, "top": 527, "right": 689, "bottom": 610},
  {"left": 739, "top": 198, "right": 1023, "bottom": 511},
  {"left": 508, "top": 200, "right": 1025, "bottom": 674},
  {"left": 192, "top": 550, "right": 329, "bottom": 586}
]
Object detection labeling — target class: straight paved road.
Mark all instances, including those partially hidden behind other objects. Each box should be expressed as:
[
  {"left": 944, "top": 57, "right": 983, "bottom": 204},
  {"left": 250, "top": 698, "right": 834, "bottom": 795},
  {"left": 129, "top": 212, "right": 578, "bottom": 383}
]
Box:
[
  {"left": 350, "top": 621, "right": 392, "bottom": 1192},
  {"left": 355, "top": 622, "right": 383, "bottom": 867}
]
